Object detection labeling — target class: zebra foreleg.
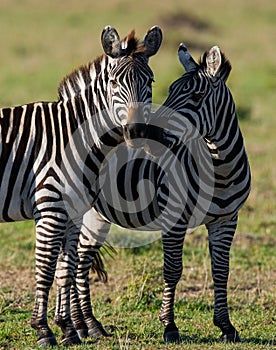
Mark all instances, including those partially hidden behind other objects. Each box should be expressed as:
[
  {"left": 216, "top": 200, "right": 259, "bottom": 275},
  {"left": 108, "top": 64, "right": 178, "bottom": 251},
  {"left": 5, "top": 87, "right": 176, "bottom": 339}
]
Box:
[
  {"left": 31, "top": 217, "right": 67, "bottom": 347},
  {"left": 54, "top": 225, "right": 82, "bottom": 346},
  {"left": 207, "top": 216, "right": 241, "bottom": 343},
  {"left": 31, "top": 290, "right": 57, "bottom": 347},
  {"left": 159, "top": 229, "right": 185, "bottom": 343}
]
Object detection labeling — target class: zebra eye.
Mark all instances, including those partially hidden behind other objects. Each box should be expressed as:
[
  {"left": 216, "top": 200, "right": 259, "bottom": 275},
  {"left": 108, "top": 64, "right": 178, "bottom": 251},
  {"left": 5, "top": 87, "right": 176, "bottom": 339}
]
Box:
[
  {"left": 110, "top": 80, "right": 119, "bottom": 89},
  {"left": 192, "top": 92, "right": 204, "bottom": 102}
]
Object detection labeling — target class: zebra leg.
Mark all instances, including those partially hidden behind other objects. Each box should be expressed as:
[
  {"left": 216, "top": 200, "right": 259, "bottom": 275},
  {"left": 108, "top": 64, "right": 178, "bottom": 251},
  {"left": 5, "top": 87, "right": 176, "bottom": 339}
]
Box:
[
  {"left": 31, "top": 216, "right": 68, "bottom": 347},
  {"left": 71, "top": 250, "right": 109, "bottom": 339},
  {"left": 207, "top": 216, "right": 241, "bottom": 343},
  {"left": 70, "top": 281, "right": 88, "bottom": 339},
  {"left": 54, "top": 223, "right": 82, "bottom": 346},
  {"left": 71, "top": 209, "right": 110, "bottom": 338},
  {"left": 159, "top": 228, "right": 185, "bottom": 343}
]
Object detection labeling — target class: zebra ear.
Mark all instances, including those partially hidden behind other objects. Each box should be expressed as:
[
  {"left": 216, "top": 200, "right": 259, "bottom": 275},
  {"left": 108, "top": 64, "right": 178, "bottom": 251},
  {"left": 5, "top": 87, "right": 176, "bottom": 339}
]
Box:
[
  {"left": 143, "top": 26, "right": 163, "bottom": 58},
  {"left": 178, "top": 43, "right": 197, "bottom": 72},
  {"left": 206, "top": 46, "right": 222, "bottom": 77},
  {"left": 101, "top": 25, "right": 121, "bottom": 58}
]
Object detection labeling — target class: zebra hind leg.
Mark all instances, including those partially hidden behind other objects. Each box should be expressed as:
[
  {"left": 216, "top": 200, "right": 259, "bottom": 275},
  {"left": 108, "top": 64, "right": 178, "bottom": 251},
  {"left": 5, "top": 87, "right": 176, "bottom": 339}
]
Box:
[
  {"left": 71, "top": 211, "right": 112, "bottom": 339},
  {"left": 54, "top": 226, "right": 82, "bottom": 346},
  {"left": 70, "top": 283, "right": 89, "bottom": 339},
  {"left": 71, "top": 249, "right": 110, "bottom": 339},
  {"left": 207, "top": 217, "right": 241, "bottom": 343},
  {"left": 86, "top": 250, "right": 110, "bottom": 338}
]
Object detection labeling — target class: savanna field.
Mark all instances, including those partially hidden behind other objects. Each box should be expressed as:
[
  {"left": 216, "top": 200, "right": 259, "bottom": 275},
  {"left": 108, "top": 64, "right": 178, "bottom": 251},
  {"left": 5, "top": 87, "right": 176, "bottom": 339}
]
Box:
[{"left": 0, "top": 0, "right": 275, "bottom": 349}]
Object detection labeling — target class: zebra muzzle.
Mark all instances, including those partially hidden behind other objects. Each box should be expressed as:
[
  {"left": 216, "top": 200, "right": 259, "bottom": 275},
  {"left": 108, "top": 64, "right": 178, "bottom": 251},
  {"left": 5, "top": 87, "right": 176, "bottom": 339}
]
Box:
[{"left": 123, "top": 123, "right": 149, "bottom": 148}]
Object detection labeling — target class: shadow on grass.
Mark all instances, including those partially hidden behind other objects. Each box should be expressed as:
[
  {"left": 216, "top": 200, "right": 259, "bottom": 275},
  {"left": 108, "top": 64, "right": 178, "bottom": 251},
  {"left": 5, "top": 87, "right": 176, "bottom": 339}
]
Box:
[
  {"left": 178, "top": 333, "right": 275, "bottom": 346},
  {"left": 241, "top": 337, "right": 275, "bottom": 346},
  {"left": 179, "top": 334, "right": 218, "bottom": 344},
  {"left": 63, "top": 330, "right": 275, "bottom": 348},
  {"left": 0, "top": 307, "right": 30, "bottom": 315},
  {"left": 3, "top": 308, "right": 30, "bottom": 315},
  {"left": 0, "top": 307, "right": 31, "bottom": 322}
]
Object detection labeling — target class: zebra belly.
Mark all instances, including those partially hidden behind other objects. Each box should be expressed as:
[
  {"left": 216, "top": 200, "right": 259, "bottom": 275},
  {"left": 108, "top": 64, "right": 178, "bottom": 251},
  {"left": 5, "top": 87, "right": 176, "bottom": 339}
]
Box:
[{"left": 94, "top": 196, "right": 162, "bottom": 231}]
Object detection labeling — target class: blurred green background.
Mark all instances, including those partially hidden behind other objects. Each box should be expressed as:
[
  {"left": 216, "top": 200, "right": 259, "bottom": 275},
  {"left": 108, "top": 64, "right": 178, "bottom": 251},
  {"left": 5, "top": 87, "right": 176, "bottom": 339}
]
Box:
[{"left": 0, "top": 0, "right": 275, "bottom": 349}]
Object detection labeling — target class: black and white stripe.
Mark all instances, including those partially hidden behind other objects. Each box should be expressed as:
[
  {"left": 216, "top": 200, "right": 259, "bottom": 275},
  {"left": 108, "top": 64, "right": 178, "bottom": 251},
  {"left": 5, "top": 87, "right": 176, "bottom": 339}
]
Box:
[
  {"left": 68, "top": 45, "right": 251, "bottom": 343},
  {"left": 0, "top": 25, "right": 162, "bottom": 347}
]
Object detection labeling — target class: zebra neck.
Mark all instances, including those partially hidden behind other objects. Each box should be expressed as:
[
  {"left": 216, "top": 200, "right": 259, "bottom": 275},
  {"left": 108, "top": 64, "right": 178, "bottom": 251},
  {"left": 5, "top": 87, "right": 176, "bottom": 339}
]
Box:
[
  {"left": 62, "top": 90, "right": 120, "bottom": 150},
  {"left": 58, "top": 55, "right": 122, "bottom": 149},
  {"left": 209, "top": 100, "right": 246, "bottom": 158},
  {"left": 206, "top": 113, "right": 249, "bottom": 182}
]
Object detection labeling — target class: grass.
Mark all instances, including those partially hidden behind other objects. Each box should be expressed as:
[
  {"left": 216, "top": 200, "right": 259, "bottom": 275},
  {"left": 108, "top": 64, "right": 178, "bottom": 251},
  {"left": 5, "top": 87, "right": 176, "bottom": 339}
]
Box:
[
  {"left": 0, "top": 0, "right": 276, "bottom": 349},
  {"left": 0, "top": 230, "right": 275, "bottom": 349}
]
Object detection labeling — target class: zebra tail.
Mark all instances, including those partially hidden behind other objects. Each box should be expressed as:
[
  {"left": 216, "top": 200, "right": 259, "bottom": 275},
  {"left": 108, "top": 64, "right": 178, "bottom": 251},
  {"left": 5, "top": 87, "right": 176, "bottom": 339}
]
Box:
[{"left": 90, "top": 241, "right": 117, "bottom": 283}]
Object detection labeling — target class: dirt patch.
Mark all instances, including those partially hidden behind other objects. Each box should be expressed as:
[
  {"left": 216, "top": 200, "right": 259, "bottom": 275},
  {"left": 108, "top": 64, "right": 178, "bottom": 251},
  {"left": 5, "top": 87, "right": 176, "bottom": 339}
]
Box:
[
  {"left": 159, "top": 12, "right": 213, "bottom": 52},
  {"left": 0, "top": 266, "right": 34, "bottom": 292},
  {"left": 160, "top": 12, "right": 210, "bottom": 32}
]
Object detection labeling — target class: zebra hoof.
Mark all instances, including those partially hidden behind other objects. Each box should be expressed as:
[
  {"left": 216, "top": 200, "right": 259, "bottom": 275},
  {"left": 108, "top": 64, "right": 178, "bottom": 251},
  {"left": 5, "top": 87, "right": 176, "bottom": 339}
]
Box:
[
  {"left": 37, "top": 335, "right": 58, "bottom": 347},
  {"left": 88, "top": 324, "right": 109, "bottom": 337},
  {"left": 163, "top": 323, "right": 181, "bottom": 343},
  {"left": 220, "top": 331, "right": 241, "bottom": 343},
  {"left": 77, "top": 328, "right": 89, "bottom": 339},
  {"left": 164, "top": 330, "right": 182, "bottom": 343},
  {"left": 60, "top": 333, "right": 82, "bottom": 346}
]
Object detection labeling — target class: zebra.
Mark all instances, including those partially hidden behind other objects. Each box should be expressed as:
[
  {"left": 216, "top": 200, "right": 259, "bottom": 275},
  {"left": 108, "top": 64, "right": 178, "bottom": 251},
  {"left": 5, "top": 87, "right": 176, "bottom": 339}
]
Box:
[
  {"left": 0, "top": 25, "right": 163, "bottom": 347},
  {"left": 64, "top": 44, "right": 251, "bottom": 343}
]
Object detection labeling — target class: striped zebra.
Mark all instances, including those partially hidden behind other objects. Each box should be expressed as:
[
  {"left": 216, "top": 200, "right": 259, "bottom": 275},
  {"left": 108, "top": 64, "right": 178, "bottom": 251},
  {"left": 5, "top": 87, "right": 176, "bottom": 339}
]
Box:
[
  {"left": 65, "top": 44, "right": 251, "bottom": 343},
  {"left": 0, "top": 25, "right": 162, "bottom": 347}
]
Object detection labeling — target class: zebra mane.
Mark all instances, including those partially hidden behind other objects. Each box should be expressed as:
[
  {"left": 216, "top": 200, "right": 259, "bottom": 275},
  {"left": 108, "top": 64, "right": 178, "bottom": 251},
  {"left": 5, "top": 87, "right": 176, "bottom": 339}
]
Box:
[
  {"left": 58, "top": 60, "right": 95, "bottom": 101},
  {"left": 57, "top": 56, "right": 111, "bottom": 150},
  {"left": 58, "top": 30, "right": 144, "bottom": 102}
]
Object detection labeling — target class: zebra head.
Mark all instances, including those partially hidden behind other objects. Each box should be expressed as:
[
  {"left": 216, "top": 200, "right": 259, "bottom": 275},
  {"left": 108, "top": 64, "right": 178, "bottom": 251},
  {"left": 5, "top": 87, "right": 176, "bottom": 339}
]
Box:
[
  {"left": 146, "top": 44, "right": 232, "bottom": 154},
  {"left": 101, "top": 25, "right": 163, "bottom": 148}
]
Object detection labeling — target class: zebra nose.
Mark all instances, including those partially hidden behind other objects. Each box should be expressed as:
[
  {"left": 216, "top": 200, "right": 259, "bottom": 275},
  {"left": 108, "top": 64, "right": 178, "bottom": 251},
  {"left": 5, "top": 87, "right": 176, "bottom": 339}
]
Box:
[
  {"left": 123, "top": 123, "right": 148, "bottom": 148},
  {"left": 128, "top": 123, "right": 147, "bottom": 138},
  {"left": 127, "top": 105, "right": 144, "bottom": 124}
]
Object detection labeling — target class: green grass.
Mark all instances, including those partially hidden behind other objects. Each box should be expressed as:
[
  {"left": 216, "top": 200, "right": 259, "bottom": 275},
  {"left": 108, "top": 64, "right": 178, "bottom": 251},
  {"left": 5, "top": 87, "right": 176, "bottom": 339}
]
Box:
[
  {"left": 1, "top": 232, "right": 275, "bottom": 349},
  {"left": 0, "top": 0, "right": 276, "bottom": 349}
]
